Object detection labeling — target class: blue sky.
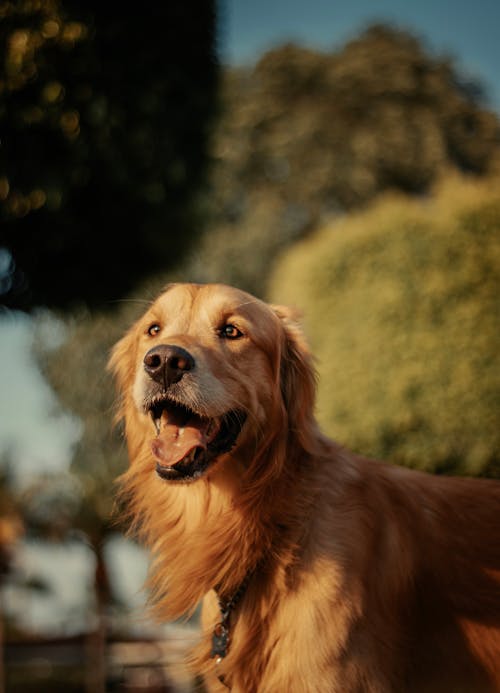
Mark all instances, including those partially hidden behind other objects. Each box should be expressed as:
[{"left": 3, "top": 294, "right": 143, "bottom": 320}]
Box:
[{"left": 220, "top": 0, "right": 500, "bottom": 110}]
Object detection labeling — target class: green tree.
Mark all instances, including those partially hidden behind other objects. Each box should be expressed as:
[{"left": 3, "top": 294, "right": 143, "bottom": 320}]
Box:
[
  {"left": 0, "top": 0, "right": 218, "bottom": 311},
  {"left": 34, "top": 304, "right": 141, "bottom": 692},
  {"left": 187, "top": 24, "right": 500, "bottom": 295},
  {"left": 269, "top": 174, "right": 500, "bottom": 477},
  {"left": 38, "top": 306, "right": 133, "bottom": 559}
]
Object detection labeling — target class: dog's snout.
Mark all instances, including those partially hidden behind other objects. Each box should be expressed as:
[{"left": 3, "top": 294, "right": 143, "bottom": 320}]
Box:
[{"left": 144, "top": 344, "right": 195, "bottom": 387}]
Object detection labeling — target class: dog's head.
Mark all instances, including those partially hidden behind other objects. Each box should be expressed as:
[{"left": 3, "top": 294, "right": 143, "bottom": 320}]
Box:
[{"left": 110, "top": 283, "right": 316, "bottom": 484}]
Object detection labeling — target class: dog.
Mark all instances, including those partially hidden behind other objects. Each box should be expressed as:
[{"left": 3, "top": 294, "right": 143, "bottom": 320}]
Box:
[{"left": 110, "top": 282, "right": 500, "bottom": 692}]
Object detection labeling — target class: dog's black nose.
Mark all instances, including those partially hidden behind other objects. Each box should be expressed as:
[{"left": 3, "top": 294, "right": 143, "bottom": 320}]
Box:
[{"left": 144, "top": 344, "right": 195, "bottom": 387}]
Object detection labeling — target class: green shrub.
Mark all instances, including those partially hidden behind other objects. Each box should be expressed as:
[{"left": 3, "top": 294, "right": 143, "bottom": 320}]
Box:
[{"left": 269, "top": 176, "right": 500, "bottom": 477}]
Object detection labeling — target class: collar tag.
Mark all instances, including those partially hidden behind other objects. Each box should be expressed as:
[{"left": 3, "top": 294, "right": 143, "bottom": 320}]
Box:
[{"left": 211, "top": 621, "right": 230, "bottom": 660}]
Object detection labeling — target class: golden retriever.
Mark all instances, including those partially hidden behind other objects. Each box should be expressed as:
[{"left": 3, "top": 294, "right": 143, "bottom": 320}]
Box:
[{"left": 110, "top": 282, "right": 500, "bottom": 692}]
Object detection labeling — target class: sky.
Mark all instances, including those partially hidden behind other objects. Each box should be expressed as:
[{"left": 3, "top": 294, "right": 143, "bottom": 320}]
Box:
[{"left": 219, "top": 0, "right": 500, "bottom": 111}]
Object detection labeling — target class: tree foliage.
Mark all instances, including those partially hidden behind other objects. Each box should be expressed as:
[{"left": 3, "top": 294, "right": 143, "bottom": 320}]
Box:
[
  {"left": 0, "top": 0, "right": 218, "bottom": 310},
  {"left": 188, "top": 24, "right": 500, "bottom": 295},
  {"left": 269, "top": 175, "right": 500, "bottom": 477},
  {"left": 38, "top": 304, "right": 142, "bottom": 537}
]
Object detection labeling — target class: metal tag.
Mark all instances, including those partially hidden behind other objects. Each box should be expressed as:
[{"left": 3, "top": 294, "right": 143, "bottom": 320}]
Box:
[{"left": 211, "top": 622, "right": 230, "bottom": 659}]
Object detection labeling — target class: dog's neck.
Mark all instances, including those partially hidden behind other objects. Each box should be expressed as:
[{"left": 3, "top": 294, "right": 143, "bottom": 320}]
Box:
[{"left": 120, "top": 425, "right": 319, "bottom": 621}]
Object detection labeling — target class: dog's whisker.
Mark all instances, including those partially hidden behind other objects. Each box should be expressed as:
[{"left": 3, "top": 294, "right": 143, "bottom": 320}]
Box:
[{"left": 107, "top": 297, "right": 154, "bottom": 306}]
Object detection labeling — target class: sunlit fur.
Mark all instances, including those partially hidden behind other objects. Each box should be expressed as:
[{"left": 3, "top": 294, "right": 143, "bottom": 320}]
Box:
[{"left": 110, "top": 283, "right": 500, "bottom": 692}]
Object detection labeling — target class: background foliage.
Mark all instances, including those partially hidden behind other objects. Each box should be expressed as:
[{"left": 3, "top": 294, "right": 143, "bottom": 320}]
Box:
[
  {"left": 0, "top": 0, "right": 218, "bottom": 310},
  {"left": 185, "top": 24, "right": 500, "bottom": 295},
  {"left": 269, "top": 175, "right": 500, "bottom": 477}
]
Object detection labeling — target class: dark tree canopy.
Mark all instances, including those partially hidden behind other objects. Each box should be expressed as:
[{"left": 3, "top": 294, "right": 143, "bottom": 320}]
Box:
[{"left": 0, "top": 0, "right": 218, "bottom": 311}]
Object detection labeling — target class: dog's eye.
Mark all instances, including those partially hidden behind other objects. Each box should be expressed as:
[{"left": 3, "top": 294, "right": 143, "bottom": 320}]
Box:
[
  {"left": 220, "top": 324, "right": 243, "bottom": 340},
  {"left": 147, "top": 323, "right": 161, "bottom": 337}
]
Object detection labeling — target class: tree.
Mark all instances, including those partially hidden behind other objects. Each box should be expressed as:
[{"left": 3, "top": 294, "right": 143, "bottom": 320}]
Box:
[
  {"left": 33, "top": 304, "right": 142, "bottom": 692},
  {"left": 0, "top": 0, "right": 218, "bottom": 311},
  {"left": 186, "top": 24, "right": 500, "bottom": 295}
]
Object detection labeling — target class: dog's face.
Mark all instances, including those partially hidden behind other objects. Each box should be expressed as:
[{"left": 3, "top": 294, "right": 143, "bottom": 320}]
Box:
[{"left": 111, "top": 283, "right": 299, "bottom": 483}]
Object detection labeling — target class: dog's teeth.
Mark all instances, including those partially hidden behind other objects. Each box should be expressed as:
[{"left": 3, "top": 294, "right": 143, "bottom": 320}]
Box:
[
  {"left": 154, "top": 418, "right": 161, "bottom": 435},
  {"left": 185, "top": 448, "right": 196, "bottom": 463}
]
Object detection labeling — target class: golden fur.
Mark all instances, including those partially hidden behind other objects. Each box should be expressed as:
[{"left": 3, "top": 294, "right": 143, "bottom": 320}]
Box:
[{"left": 110, "top": 282, "right": 500, "bottom": 692}]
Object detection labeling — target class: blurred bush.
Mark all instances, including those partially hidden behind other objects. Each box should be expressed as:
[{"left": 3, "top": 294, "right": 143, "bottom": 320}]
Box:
[
  {"left": 186, "top": 24, "right": 500, "bottom": 295},
  {"left": 269, "top": 175, "right": 500, "bottom": 477}
]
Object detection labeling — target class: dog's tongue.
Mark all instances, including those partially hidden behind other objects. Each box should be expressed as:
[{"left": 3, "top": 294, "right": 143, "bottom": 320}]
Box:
[{"left": 151, "top": 410, "right": 217, "bottom": 467}]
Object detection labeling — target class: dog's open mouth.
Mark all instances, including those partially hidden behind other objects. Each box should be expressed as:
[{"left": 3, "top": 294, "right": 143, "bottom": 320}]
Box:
[{"left": 147, "top": 398, "right": 245, "bottom": 482}]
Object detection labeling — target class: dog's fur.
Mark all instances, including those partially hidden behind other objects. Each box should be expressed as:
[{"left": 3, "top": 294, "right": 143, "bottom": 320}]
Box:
[{"left": 110, "top": 282, "right": 500, "bottom": 692}]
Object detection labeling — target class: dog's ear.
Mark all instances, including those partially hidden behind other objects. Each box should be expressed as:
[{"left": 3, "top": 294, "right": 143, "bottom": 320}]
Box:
[{"left": 271, "top": 305, "right": 317, "bottom": 444}]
